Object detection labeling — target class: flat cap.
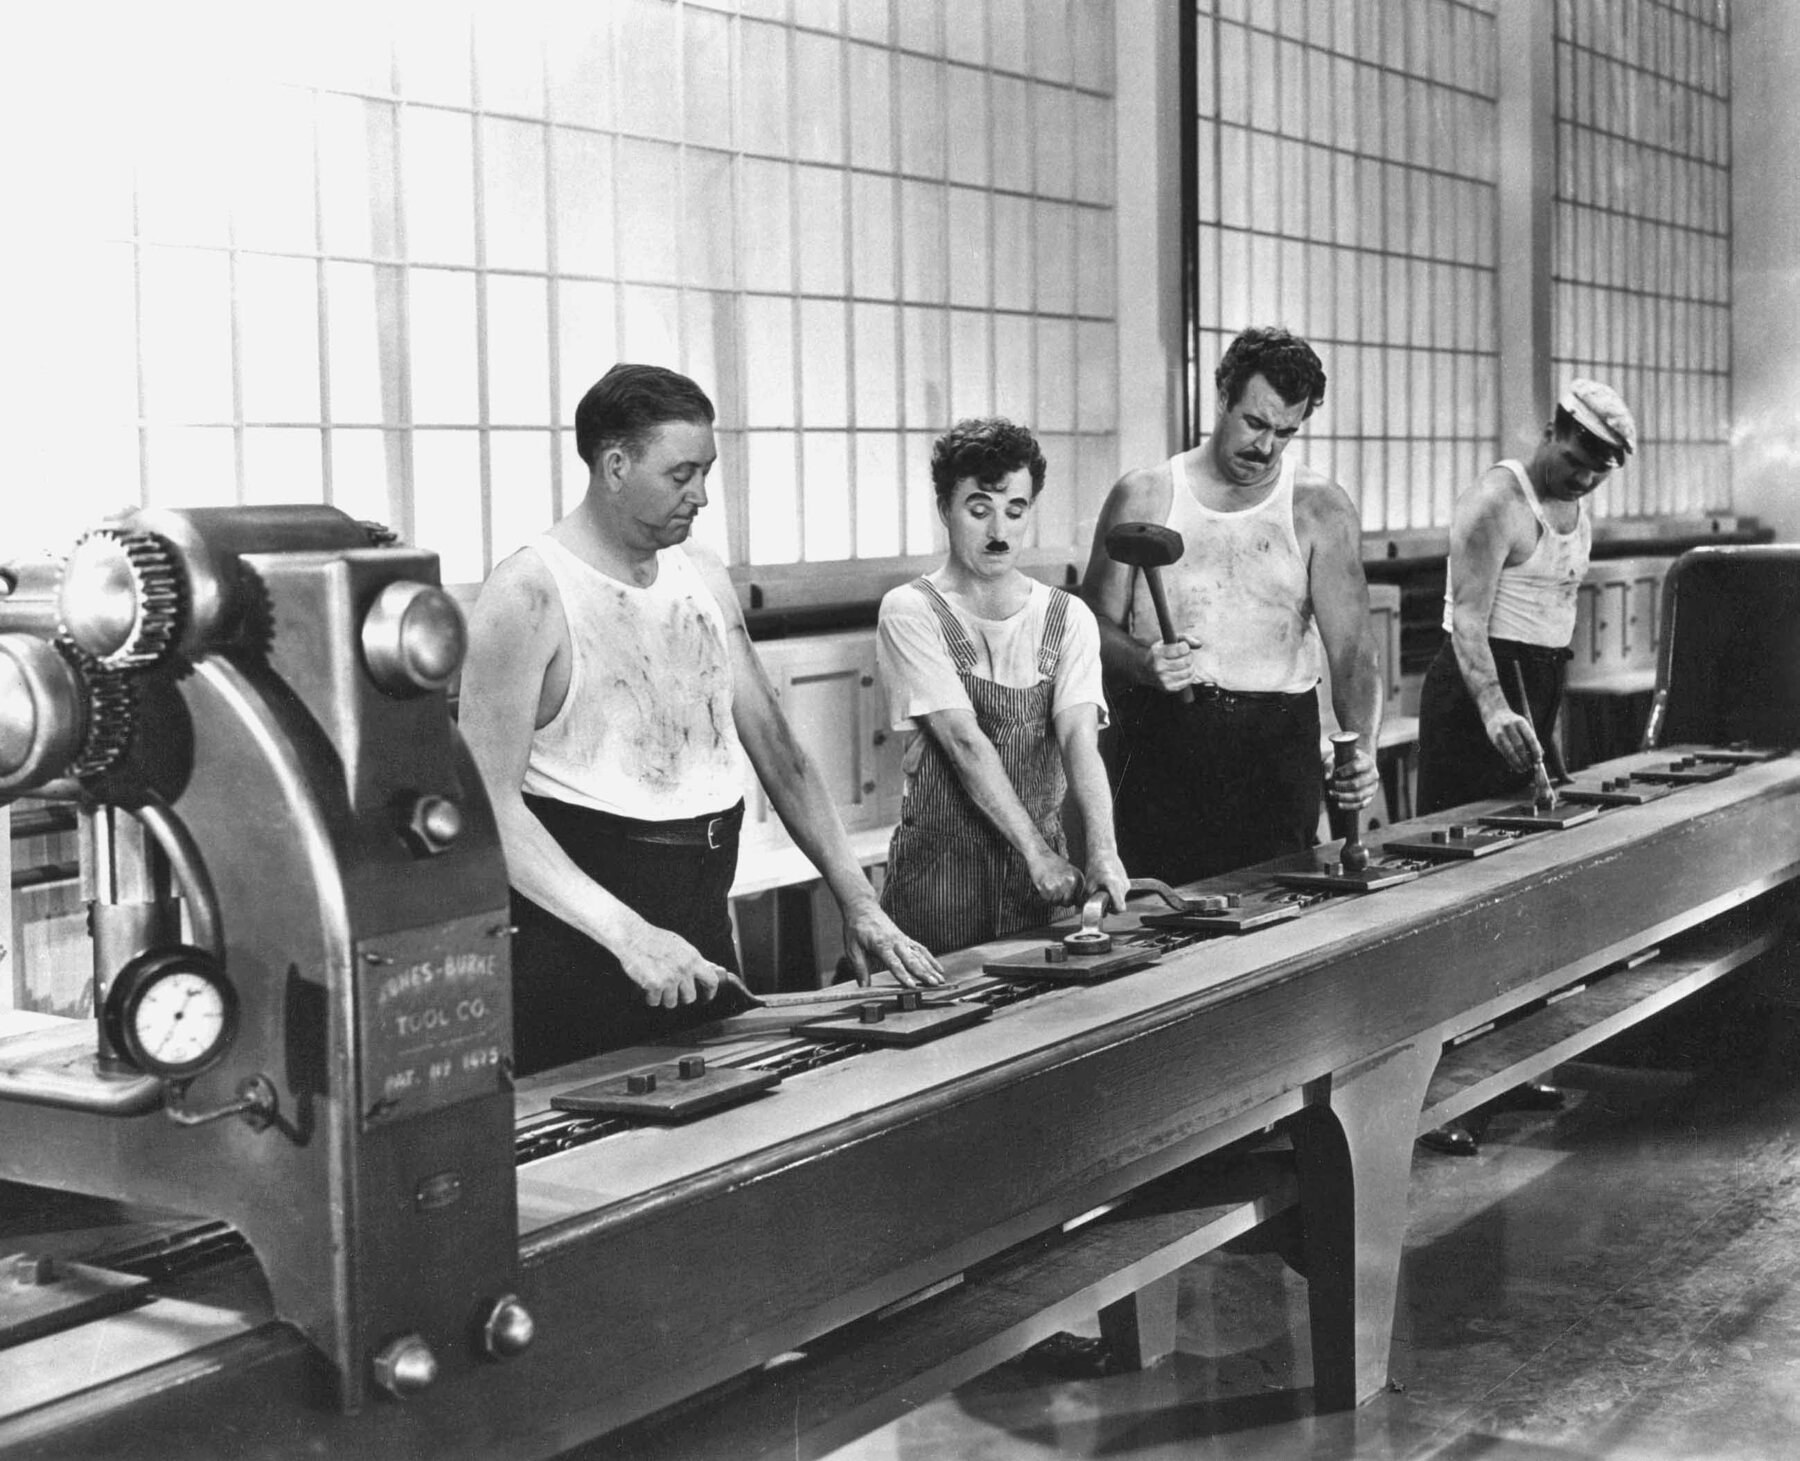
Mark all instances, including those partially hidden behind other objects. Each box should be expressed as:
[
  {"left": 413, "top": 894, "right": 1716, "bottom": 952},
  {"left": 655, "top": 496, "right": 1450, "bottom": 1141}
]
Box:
[{"left": 1558, "top": 378, "right": 1637, "bottom": 457}]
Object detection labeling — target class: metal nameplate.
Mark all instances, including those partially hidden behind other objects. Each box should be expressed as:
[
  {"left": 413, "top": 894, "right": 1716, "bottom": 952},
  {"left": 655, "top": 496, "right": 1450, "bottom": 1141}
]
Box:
[
  {"left": 1476, "top": 803, "right": 1601, "bottom": 831},
  {"left": 552, "top": 1064, "right": 779, "bottom": 1121},
  {"left": 358, "top": 911, "right": 513, "bottom": 1129},
  {"left": 794, "top": 998, "right": 991, "bottom": 1046}
]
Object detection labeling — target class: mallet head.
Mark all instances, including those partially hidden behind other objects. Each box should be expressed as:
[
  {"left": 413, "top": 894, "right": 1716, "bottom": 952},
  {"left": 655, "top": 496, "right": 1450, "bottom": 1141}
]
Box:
[{"left": 1104, "top": 521, "right": 1184, "bottom": 570}]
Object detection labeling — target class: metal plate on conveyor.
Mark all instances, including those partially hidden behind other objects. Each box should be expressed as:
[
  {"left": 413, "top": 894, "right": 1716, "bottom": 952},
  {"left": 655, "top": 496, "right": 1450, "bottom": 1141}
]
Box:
[
  {"left": 1384, "top": 826, "right": 1519, "bottom": 860},
  {"left": 1476, "top": 802, "right": 1602, "bottom": 831},
  {"left": 1693, "top": 746, "right": 1787, "bottom": 764},
  {"left": 1270, "top": 860, "right": 1421, "bottom": 894},
  {"left": 1632, "top": 758, "right": 1737, "bottom": 784},
  {"left": 1559, "top": 778, "right": 1674, "bottom": 807},
  {"left": 793, "top": 995, "right": 992, "bottom": 1046},
  {"left": 1138, "top": 895, "right": 1305, "bottom": 933},
  {"left": 983, "top": 937, "right": 1161, "bottom": 984},
  {"left": 551, "top": 1061, "right": 779, "bottom": 1121},
  {"left": 0, "top": 1254, "right": 151, "bottom": 1349}
]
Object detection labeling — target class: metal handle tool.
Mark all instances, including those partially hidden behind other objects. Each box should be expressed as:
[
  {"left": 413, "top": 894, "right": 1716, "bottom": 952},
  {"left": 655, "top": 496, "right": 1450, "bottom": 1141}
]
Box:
[
  {"left": 1329, "top": 732, "right": 1370, "bottom": 872},
  {"left": 1508, "top": 661, "right": 1558, "bottom": 810}
]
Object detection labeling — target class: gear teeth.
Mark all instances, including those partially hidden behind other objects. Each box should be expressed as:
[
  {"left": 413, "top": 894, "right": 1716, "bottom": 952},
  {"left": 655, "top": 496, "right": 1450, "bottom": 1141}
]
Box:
[
  {"left": 59, "top": 528, "right": 185, "bottom": 670},
  {"left": 56, "top": 643, "right": 137, "bottom": 780}
]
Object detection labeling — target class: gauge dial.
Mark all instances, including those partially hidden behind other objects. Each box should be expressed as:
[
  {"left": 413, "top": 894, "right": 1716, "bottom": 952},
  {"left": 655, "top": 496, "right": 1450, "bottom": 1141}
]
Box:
[{"left": 105, "top": 946, "right": 237, "bottom": 1079}]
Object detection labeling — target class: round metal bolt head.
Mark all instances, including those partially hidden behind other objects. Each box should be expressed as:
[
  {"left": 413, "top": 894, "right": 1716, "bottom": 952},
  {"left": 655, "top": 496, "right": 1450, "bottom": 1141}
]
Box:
[
  {"left": 627, "top": 1072, "right": 657, "bottom": 1095},
  {"left": 859, "top": 1001, "right": 887, "bottom": 1023},
  {"left": 372, "top": 1334, "right": 438, "bottom": 1398},
  {"left": 482, "top": 1296, "right": 535, "bottom": 1360},
  {"left": 897, "top": 990, "right": 921, "bottom": 1012}
]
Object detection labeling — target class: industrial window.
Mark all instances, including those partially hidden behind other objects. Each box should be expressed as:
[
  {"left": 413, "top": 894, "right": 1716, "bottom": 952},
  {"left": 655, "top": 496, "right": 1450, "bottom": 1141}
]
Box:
[
  {"left": 12, "top": 4, "right": 1117, "bottom": 596},
  {"left": 1552, "top": 0, "right": 1731, "bottom": 518},
  {"left": 1185, "top": 0, "right": 1503, "bottom": 536}
]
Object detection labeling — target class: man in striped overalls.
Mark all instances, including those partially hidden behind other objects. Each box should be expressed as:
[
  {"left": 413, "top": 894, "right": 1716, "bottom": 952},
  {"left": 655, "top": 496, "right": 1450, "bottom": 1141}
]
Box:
[{"left": 876, "top": 418, "right": 1130, "bottom": 955}]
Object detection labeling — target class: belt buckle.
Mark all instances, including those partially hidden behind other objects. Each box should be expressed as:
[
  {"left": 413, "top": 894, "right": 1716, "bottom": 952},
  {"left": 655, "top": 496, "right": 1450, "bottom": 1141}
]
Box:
[{"left": 706, "top": 816, "right": 724, "bottom": 851}]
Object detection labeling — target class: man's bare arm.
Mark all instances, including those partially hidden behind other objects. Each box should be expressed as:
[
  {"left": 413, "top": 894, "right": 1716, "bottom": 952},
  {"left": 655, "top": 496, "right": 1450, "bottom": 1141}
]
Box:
[
  {"left": 1079, "top": 467, "right": 1192, "bottom": 693},
  {"left": 1298, "top": 475, "right": 1382, "bottom": 810},
  {"left": 1448, "top": 469, "right": 1543, "bottom": 772},
  {"left": 687, "top": 547, "right": 944, "bottom": 987},
  {"left": 1053, "top": 703, "right": 1129, "bottom": 908}
]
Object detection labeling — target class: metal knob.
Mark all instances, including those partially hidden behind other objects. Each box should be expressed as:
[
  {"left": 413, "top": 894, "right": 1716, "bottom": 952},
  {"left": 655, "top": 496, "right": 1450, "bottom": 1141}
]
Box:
[
  {"left": 1195, "top": 895, "right": 1228, "bottom": 915},
  {"left": 406, "top": 794, "right": 464, "bottom": 855},
  {"left": 480, "top": 1295, "right": 535, "bottom": 1360},
  {"left": 677, "top": 1055, "right": 706, "bottom": 1080},
  {"left": 361, "top": 580, "right": 466, "bottom": 696},
  {"left": 372, "top": 1333, "right": 439, "bottom": 1398},
  {"left": 897, "top": 990, "right": 921, "bottom": 1012},
  {"left": 859, "top": 1001, "right": 887, "bottom": 1023},
  {"left": 1448, "top": 825, "right": 1467, "bottom": 839},
  {"left": 627, "top": 1072, "right": 657, "bottom": 1094},
  {"left": 1432, "top": 829, "right": 1449, "bottom": 844},
  {"left": 0, "top": 636, "right": 85, "bottom": 791}
]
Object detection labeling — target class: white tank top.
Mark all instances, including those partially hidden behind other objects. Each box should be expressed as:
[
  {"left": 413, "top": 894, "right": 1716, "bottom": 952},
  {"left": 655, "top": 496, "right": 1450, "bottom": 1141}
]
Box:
[
  {"left": 1128, "top": 450, "right": 1318, "bottom": 694},
  {"left": 521, "top": 537, "right": 749, "bottom": 820},
  {"left": 1442, "top": 460, "right": 1590, "bottom": 647}
]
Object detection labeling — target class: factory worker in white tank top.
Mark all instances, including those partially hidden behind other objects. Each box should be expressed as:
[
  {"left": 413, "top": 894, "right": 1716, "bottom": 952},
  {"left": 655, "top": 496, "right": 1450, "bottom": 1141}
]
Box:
[
  {"left": 460, "top": 364, "right": 942, "bottom": 1074},
  {"left": 1082, "top": 327, "right": 1384, "bottom": 887},
  {"left": 876, "top": 418, "right": 1129, "bottom": 955}
]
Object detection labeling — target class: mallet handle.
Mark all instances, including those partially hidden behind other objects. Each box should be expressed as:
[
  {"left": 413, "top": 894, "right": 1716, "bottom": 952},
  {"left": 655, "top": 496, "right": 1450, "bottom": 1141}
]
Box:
[{"left": 1140, "top": 566, "right": 1193, "bottom": 705}]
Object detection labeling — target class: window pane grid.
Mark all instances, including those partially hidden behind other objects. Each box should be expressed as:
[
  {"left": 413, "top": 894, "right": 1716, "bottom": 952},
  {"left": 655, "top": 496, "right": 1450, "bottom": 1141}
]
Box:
[{"left": 1552, "top": 0, "right": 1731, "bottom": 519}]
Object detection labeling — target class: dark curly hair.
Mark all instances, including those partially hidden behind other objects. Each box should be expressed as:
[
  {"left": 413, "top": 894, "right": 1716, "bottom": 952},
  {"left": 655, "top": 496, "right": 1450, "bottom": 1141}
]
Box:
[
  {"left": 930, "top": 417, "right": 1048, "bottom": 506},
  {"left": 1215, "top": 327, "right": 1327, "bottom": 416},
  {"left": 574, "top": 363, "right": 715, "bottom": 469}
]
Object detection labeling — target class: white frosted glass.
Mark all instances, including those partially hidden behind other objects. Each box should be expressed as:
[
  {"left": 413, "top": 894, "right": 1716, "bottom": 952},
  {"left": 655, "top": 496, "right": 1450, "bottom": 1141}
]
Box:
[
  {"left": 897, "top": 56, "right": 946, "bottom": 179},
  {"left": 680, "top": 290, "right": 729, "bottom": 410},
  {"left": 242, "top": 427, "right": 325, "bottom": 506},
  {"left": 474, "top": 9, "right": 547, "bottom": 117},
  {"left": 947, "top": 188, "right": 990, "bottom": 309},
  {"left": 1033, "top": 202, "right": 1074, "bottom": 315},
  {"left": 146, "top": 427, "right": 236, "bottom": 507},
  {"left": 1034, "top": 318, "right": 1076, "bottom": 431},
  {"left": 613, "top": 1, "right": 681, "bottom": 139},
  {"left": 845, "top": 0, "right": 890, "bottom": 44},
  {"left": 899, "top": 182, "right": 947, "bottom": 303},
  {"left": 328, "top": 428, "right": 395, "bottom": 526},
  {"left": 851, "top": 303, "right": 899, "bottom": 428},
  {"left": 238, "top": 254, "right": 322, "bottom": 423},
  {"left": 615, "top": 139, "right": 683, "bottom": 284},
  {"left": 1032, "top": 83, "right": 1074, "bottom": 199},
  {"left": 901, "top": 307, "right": 947, "bottom": 429},
  {"left": 802, "top": 432, "right": 852, "bottom": 561},
  {"left": 854, "top": 431, "right": 903, "bottom": 559},
  {"left": 411, "top": 430, "right": 484, "bottom": 583},
  {"left": 993, "top": 313, "right": 1033, "bottom": 423},
  {"left": 487, "top": 431, "right": 556, "bottom": 564},
  {"left": 850, "top": 173, "right": 897, "bottom": 299},
  {"left": 795, "top": 166, "right": 848, "bottom": 296},
  {"left": 135, "top": 101, "right": 231, "bottom": 247},
  {"left": 396, "top": 22, "right": 472, "bottom": 106},
  {"left": 800, "top": 299, "right": 849, "bottom": 427},
  {"left": 1031, "top": 433, "right": 1075, "bottom": 547},
  {"left": 402, "top": 108, "right": 476, "bottom": 266},
  {"left": 685, "top": 147, "right": 739, "bottom": 291},
  {"left": 620, "top": 285, "right": 683, "bottom": 369},
  {"left": 1074, "top": 91, "right": 1112, "bottom": 206},
  {"left": 1248, "top": 233, "right": 1279, "bottom": 325},
  {"left": 319, "top": 96, "right": 385, "bottom": 259},
  {"left": 486, "top": 275, "right": 552, "bottom": 426},
  {"left": 1026, "top": 0, "right": 1073, "bottom": 84},
  {"left": 904, "top": 431, "right": 941, "bottom": 557},
  {"left": 794, "top": 0, "right": 843, "bottom": 30},
  {"left": 1076, "top": 321, "right": 1115, "bottom": 432},
  {"left": 847, "top": 43, "right": 894, "bottom": 171},
  {"left": 896, "top": 0, "right": 942, "bottom": 55},
  {"left": 991, "top": 75, "right": 1031, "bottom": 193},
  {"left": 992, "top": 195, "right": 1032, "bottom": 312},
  {"left": 139, "top": 247, "right": 233, "bottom": 424},
  {"left": 408, "top": 268, "right": 479, "bottom": 425},
  {"left": 325, "top": 262, "right": 386, "bottom": 425},
  {"left": 553, "top": 130, "right": 615, "bottom": 279},
  {"left": 793, "top": 31, "right": 845, "bottom": 164},
  {"left": 945, "top": 1, "right": 985, "bottom": 63},
  {"left": 483, "top": 118, "right": 547, "bottom": 272},
  {"left": 684, "top": 6, "right": 734, "bottom": 151},
  {"left": 747, "top": 431, "right": 800, "bottom": 563},
  {"left": 1073, "top": 0, "right": 1113, "bottom": 92},
  {"left": 949, "top": 310, "right": 992, "bottom": 420},
  {"left": 739, "top": 21, "right": 792, "bottom": 156},
  {"left": 546, "top": 9, "right": 615, "bottom": 129},
  {"left": 739, "top": 159, "right": 794, "bottom": 293},
  {"left": 230, "top": 87, "right": 318, "bottom": 255},
  {"left": 990, "top": 0, "right": 1028, "bottom": 75},
  {"left": 742, "top": 295, "right": 796, "bottom": 427},
  {"left": 945, "top": 65, "right": 989, "bottom": 186},
  {"left": 1075, "top": 205, "right": 1112, "bottom": 318}
]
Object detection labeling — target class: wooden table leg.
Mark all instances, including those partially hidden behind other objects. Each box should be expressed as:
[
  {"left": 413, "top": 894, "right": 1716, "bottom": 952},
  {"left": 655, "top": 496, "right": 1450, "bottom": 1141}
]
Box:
[
  {"left": 1289, "top": 1037, "right": 1437, "bottom": 1410},
  {"left": 1097, "top": 1270, "right": 1180, "bottom": 1370}
]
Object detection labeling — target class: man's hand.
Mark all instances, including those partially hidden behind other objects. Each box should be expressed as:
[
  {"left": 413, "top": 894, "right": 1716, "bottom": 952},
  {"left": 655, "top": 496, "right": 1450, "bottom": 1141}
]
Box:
[
  {"left": 840, "top": 900, "right": 946, "bottom": 988},
  {"left": 1142, "top": 638, "right": 1195, "bottom": 694},
  {"left": 1084, "top": 849, "right": 1131, "bottom": 915},
  {"left": 1026, "top": 849, "right": 1085, "bottom": 908},
  {"left": 1324, "top": 744, "right": 1381, "bottom": 811},
  {"left": 1482, "top": 707, "right": 1544, "bottom": 777},
  {"left": 614, "top": 921, "right": 730, "bottom": 1009}
]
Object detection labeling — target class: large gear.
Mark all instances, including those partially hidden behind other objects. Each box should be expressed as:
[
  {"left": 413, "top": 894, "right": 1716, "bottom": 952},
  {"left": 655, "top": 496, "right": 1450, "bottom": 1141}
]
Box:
[
  {"left": 57, "top": 528, "right": 186, "bottom": 670},
  {"left": 62, "top": 643, "right": 137, "bottom": 781}
]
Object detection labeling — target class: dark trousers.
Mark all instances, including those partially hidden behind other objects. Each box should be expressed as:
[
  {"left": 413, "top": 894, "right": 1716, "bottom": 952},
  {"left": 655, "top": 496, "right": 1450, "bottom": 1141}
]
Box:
[
  {"left": 510, "top": 795, "right": 751, "bottom": 1076},
  {"left": 1105, "top": 683, "right": 1322, "bottom": 887},
  {"left": 1416, "top": 639, "right": 1571, "bottom": 817}
]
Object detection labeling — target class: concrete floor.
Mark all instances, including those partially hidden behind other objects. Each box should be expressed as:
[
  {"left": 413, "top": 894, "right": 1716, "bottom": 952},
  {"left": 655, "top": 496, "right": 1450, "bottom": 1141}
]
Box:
[{"left": 828, "top": 978, "right": 1800, "bottom": 1461}]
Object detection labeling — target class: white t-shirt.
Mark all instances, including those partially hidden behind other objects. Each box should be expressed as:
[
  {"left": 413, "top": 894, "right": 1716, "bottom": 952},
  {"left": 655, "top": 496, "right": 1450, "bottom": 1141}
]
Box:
[{"left": 876, "top": 576, "right": 1108, "bottom": 733}]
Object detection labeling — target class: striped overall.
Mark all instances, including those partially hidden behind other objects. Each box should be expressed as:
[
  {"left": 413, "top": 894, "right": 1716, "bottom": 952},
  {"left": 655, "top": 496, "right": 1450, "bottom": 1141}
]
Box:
[{"left": 879, "top": 579, "right": 1073, "bottom": 955}]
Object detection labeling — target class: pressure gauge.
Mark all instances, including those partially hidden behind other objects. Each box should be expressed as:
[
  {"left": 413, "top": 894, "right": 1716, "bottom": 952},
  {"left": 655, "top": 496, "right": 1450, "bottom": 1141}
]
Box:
[{"left": 104, "top": 946, "right": 237, "bottom": 1079}]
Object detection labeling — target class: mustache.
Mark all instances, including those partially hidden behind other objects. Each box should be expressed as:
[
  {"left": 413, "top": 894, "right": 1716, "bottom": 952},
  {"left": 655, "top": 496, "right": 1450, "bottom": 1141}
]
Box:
[{"left": 983, "top": 542, "right": 1010, "bottom": 553}]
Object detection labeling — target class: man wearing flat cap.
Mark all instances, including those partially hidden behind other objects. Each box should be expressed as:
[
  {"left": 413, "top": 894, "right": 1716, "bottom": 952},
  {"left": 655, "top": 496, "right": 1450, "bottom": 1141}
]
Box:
[
  {"left": 1417, "top": 378, "right": 1638, "bottom": 819},
  {"left": 1414, "top": 378, "right": 1637, "bottom": 1155}
]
